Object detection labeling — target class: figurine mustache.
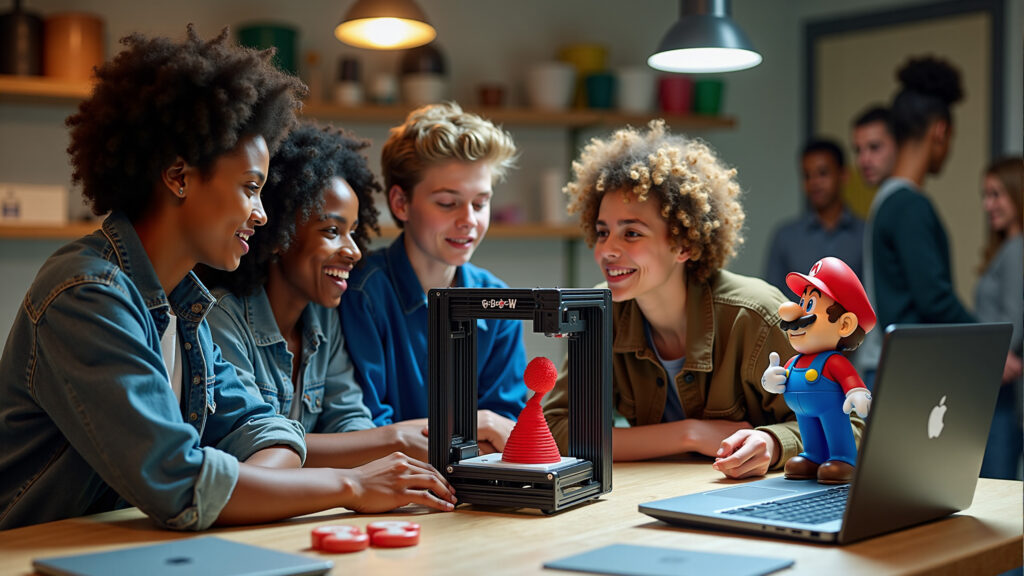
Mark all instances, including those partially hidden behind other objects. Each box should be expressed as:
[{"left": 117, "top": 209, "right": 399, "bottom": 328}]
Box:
[{"left": 780, "top": 314, "right": 817, "bottom": 332}]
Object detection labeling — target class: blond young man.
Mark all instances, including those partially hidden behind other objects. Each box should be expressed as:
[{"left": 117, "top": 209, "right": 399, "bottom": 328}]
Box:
[{"left": 340, "top": 103, "right": 526, "bottom": 453}]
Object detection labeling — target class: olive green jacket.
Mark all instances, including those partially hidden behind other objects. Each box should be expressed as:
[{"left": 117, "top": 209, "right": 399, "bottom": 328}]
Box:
[{"left": 542, "top": 270, "right": 865, "bottom": 469}]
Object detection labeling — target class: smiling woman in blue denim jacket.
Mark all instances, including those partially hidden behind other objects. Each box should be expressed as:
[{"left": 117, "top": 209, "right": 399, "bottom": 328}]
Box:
[
  {"left": 0, "top": 27, "right": 454, "bottom": 531},
  {"left": 201, "top": 122, "right": 436, "bottom": 465}
]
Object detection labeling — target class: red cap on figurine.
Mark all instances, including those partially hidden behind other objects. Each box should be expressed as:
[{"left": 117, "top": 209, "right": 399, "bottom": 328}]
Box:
[{"left": 785, "top": 257, "right": 877, "bottom": 333}]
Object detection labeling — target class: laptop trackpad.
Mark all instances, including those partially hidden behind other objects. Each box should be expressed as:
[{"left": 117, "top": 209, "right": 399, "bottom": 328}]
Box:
[{"left": 711, "top": 486, "right": 797, "bottom": 500}]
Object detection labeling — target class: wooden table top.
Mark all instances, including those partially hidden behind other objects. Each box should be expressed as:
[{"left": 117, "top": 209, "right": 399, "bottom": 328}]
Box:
[{"left": 0, "top": 460, "right": 1020, "bottom": 575}]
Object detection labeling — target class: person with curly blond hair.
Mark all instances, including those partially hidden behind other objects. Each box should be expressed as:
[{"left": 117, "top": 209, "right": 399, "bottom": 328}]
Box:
[
  {"left": 0, "top": 27, "right": 454, "bottom": 532},
  {"left": 544, "top": 122, "right": 863, "bottom": 479},
  {"left": 340, "top": 102, "right": 526, "bottom": 454}
]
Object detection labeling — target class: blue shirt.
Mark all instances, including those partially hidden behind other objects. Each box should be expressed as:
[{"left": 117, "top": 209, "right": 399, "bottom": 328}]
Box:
[
  {"left": 764, "top": 208, "right": 864, "bottom": 295},
  {"left": 0, "top": 213, "right": 306, "bottom": 531},
  {"left": 207, "top": 286, "right": 375, "bottom": 434},
  {"left": 339, "top": 235, "right": 527, "bottom": 425}
]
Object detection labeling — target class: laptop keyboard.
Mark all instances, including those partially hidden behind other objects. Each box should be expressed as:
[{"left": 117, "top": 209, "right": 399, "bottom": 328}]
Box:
[{"left": 720, "top": 485, "right": 850, "bottom": 525}]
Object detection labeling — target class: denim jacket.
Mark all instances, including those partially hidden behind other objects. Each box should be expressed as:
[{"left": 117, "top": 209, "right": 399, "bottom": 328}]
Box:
[
  {"left": 0, "top": 213, "right": 306, "bottom": 531},
  {"left": 206, "top": 286, "right": 375, "bottom": 434}
]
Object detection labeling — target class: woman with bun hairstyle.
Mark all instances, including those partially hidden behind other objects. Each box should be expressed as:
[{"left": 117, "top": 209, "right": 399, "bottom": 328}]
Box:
[{"left": 866, "top": 56, "right": 974, "bottom": 329}]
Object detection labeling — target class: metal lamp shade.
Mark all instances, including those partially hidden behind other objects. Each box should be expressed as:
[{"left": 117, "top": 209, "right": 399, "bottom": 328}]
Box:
[
  {"left": 648, "top": 0, "right": 762, "bottom": 73},
  {"left": 335, "top": 0, "right": 436, "bottom": 50}
]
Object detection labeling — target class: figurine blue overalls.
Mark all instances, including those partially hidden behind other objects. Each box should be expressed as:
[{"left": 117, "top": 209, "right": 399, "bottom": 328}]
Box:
[{"left": 783, "top": 351, "right": 858, "bottom": 467}]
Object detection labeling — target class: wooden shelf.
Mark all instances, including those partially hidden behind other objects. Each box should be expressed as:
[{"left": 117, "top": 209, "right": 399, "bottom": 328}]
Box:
[
  {"left": 0, "top": 222, "right": 100, "bottom": 239},
  {"left": 378, "top": 223, "right": 581, "bottom": 239},
  {"left": 0, "top": 75, "right": 736, "bottom": 131},
  {"left": 0, "top": 75, "right": 724, "bottom": 245},
  {"left": 0, "top": 222, "right": 581, "bottom": 241},
  {"left": 303, "top": 102, "right": 735, "bottom": 131},
  {"left": 0, "top": 75, "right": 92, "bottom": 104}
]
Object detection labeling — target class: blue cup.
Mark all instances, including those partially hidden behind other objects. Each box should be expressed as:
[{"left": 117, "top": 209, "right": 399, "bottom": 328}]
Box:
[{"left": 585, "top": 72, "right": 616, "bottom": 109}]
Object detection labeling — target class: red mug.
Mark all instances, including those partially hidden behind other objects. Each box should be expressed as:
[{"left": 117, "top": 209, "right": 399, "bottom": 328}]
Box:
[{"left": 658, "top": 76, "right": 692, "bottom": 115}]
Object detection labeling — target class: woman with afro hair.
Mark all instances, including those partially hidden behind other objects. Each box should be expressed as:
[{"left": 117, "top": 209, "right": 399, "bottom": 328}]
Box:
[
  {"left": 543, "top": 122, "right": 864, "bottom": 479},
  {"left": 0, "top": 27, "right": 453, "bottom": 532},
  {"left": 202, "top": 121, "right": 437, "bottom": 466}
]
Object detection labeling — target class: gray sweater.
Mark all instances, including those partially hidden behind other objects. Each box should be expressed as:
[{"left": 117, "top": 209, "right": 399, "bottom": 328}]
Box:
[{"left": 974, "top": 235, "right": 1023, "bottom": 355}]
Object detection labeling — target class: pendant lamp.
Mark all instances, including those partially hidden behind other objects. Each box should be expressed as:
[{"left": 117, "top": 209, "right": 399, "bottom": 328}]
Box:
[
  {"left": 335, "top": 0, "right": 436, "bottom": 50},
  {"left": 648, "top": 0, "right": 762, "bottom": 73}
]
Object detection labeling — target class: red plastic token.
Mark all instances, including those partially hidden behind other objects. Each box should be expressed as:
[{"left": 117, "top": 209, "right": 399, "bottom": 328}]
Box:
[
  {"left": 367, "top": 521, "right": 420, "bottom": 548},
  {"left": 321, "top": 530, "right": 370, "bottom": 553},
  {"left": 366, "top": 521, "right": 420, "bottom": 535},
  {"left": 312, "top": 525, "right": 366, "bottom": 552}
]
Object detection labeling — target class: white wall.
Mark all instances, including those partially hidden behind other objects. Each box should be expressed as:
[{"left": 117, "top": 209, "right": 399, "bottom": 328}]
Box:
[{"left": 1, "top": 0, "right": 1020, "bottom": 361}]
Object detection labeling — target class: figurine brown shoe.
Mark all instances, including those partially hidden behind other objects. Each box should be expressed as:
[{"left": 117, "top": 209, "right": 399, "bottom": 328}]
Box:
[
  {"left": 784, "top": 455, "right": 820, "bottom": 480},
  {"left": 817, "top": 460, "right": 855, "bottom": 485}
]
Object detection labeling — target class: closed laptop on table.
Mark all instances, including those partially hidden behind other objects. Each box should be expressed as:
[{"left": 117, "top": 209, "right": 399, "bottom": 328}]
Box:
[{"left": 33, "top": 536, "right": 333, "bottom": 576}]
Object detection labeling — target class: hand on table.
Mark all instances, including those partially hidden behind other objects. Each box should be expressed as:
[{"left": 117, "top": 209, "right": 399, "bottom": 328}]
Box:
[
  {"left": 402, "top": 411, "right": 512, "bottom": 456},
  {"left": 677, "top": 419, "right": 753, "bottom": 458},
  {"left": 712, "top": 429, "right": 776, "bottom": 479},
  {"left": 341, "top": 452, "right": 456, "bottom": 513},
  {"left": 476, "top": 410, "right": 515, "bottom": 453},
  {"left": 381, "top": 419, "right": 429, "bottom": 461}
]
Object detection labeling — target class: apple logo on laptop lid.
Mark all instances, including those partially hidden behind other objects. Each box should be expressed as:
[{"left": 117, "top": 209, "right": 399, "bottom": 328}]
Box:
[{"left": 928, "top": 395, "right": 947, "bottom": 439}]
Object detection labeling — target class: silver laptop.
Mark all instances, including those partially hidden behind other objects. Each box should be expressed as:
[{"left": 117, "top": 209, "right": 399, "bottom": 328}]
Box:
[
  {"left": 639, "top": 323, "right": 1012, "bottom": 544},
  {"left": 33, "top": 536, "right": 333, "bottom": 576}
]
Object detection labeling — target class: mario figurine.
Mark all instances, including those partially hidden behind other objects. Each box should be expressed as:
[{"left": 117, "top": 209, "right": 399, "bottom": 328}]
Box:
[{"left": 761, "top": 257, "right": 876, "bottom": 485}]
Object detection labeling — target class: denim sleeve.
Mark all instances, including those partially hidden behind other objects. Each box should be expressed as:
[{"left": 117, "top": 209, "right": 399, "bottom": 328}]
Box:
[
  {"left": 31, "top": 282, "right": 238, "bottom": 530},
  {"left": 477, "top": 317, "right": 528, "bottom": 420},
  {"left": 198, "top": 323, "right": 307, "bottom": 465},
  {"left": 340, "top": 287, "right": 395, "bottom": 426},
  {"left": 205, "top": 302, "right": 265, "bottom": 411},
  {"left": 315, "top": 311, "right": 375, "bottom": 433}
]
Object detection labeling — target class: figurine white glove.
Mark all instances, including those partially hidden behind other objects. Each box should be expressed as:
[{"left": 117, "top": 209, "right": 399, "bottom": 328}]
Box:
[
  {"left": 843, "top": 387, "right": 872, "bottom": 417},
  {"left": 761, "top": 352, "right": 788, "bottom": 394}
]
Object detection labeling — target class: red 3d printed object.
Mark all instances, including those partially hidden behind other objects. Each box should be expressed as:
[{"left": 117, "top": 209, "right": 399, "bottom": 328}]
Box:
[{"left": 502, "top": 357, "right": 562, "bottom": 464}]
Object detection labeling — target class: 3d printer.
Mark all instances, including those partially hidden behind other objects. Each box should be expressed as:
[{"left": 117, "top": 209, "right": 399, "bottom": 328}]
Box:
[{"left": 428, "top": 287, "right": 612, "bottom": 514}]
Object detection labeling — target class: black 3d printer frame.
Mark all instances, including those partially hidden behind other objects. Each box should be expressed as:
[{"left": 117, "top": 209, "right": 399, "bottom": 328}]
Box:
[{"left": 428, "top": 287, "right": 612, "bottom": 514}]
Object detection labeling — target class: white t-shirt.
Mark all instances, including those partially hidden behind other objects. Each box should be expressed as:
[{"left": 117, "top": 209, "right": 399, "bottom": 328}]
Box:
[
  {"left": 645, "top": 321, "right": 686, "bottom": 422},
  {"left": 160, "top": 312, "right": 184, "bottom": 402}
]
